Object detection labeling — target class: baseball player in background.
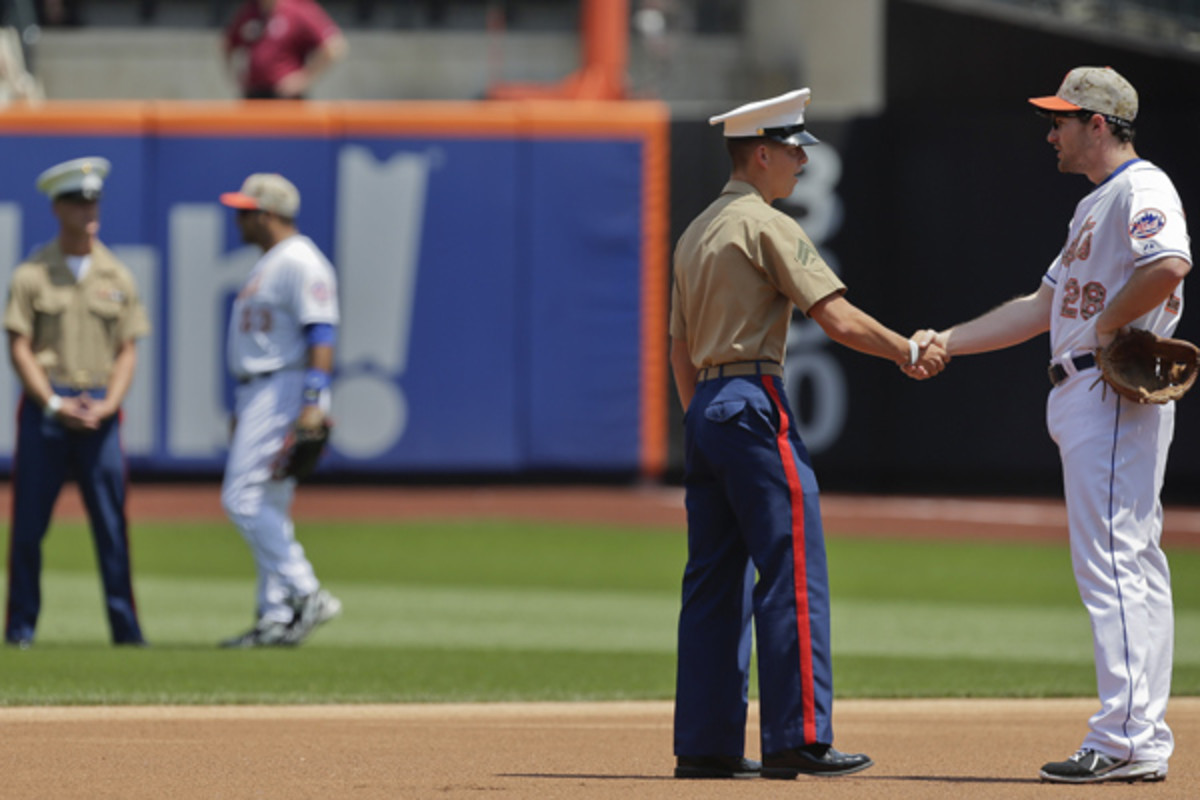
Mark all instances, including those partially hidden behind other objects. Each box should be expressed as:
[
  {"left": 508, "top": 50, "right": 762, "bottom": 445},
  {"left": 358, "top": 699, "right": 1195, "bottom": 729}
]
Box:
[
  {"left": 3, "top": 156, "right": 150, "bottom": 647},
  {"left": 217, "top": 173, "right": 342, "bottom": 648},
  {"left": 923, "top": 66, "right": 1189, "bottom": 783},
  {"left": 670, "top": 88, "right": 946, "bottom": 780}
]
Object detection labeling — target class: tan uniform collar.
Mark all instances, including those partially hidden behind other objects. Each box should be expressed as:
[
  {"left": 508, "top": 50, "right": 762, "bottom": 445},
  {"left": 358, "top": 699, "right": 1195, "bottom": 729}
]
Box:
[
  {"left": 41, "top": 239, "right": 119, "bottom": 280},
  {"left": 721, "top": 179, "right": 766, "bottom": 201}
]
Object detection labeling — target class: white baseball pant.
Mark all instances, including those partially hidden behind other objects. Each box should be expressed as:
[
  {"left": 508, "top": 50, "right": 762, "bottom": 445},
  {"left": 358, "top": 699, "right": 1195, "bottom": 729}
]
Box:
[
  {"left": 221, "top": 370, "right": 321, "bottom": 624},
  {"left": 1048, "top": 368, "right": 1175, "bottom": 767}
]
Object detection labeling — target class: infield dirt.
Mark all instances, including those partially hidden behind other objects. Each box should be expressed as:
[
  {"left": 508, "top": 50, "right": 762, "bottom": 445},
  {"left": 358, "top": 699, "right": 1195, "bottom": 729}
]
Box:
[
  {"left": 4, "top": 699, "right": 1199, "bottom": 799},
  {"left": 4, "top": 483, "right": 1199, "bottom": 799}
]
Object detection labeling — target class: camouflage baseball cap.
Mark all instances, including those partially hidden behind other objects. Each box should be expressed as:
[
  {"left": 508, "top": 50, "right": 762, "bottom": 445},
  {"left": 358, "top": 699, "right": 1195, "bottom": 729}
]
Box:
[
  {"left": 219, "top": 173, "right": 301, "bottom": 218},
  {"left": 1028, "top": 66, "right": 1138, "bottom": 124}
]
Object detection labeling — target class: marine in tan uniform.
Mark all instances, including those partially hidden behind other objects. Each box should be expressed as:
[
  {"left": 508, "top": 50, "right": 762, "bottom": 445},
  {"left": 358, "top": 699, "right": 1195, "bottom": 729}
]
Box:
[
  {"left": 3, "top": 156, "right": 150, "bottom": 647},
  {"left": 670, "top": 89, "right": 946, "bottom": 780}
]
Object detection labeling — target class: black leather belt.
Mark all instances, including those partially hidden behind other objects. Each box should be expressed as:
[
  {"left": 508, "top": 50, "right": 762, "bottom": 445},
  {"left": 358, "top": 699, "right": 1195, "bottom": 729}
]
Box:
[
  {"left": 696, "top": 361, "right": 784, "bottom": 382},
  {"left": 1048, "top": 353, "right": 1096, "bottom": 387}
]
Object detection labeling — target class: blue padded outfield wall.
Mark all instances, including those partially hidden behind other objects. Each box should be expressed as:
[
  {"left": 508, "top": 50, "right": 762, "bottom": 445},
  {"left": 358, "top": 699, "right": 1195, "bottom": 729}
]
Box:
[{"left": 0, "top": 102, "right": 670, "bottom": 477}]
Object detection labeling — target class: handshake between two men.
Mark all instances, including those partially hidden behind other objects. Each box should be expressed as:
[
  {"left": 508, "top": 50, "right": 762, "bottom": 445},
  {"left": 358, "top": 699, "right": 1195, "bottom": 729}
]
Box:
[{"left": 900, "top": 329, "right": 950, "bottom": 380}]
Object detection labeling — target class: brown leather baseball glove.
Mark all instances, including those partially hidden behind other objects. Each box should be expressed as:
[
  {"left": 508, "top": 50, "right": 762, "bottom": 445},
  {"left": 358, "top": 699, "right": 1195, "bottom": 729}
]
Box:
[
  {"left": 272, "top": 419, "right": 333, "bottom": 481},
  {"left": 1094, "top": 328, "right": 1200, "bottom": 404}
]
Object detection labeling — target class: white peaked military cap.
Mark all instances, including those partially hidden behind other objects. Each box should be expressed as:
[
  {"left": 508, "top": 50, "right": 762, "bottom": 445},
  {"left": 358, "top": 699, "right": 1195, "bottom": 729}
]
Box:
[
  {"left": 36, "top": 156, "right": 110, "bottom": 201},
  {"left": 1029, "top": 66, "right": 1138, "bottom": 125},
  {"left": 219, "top": 172, "right": 301, "bottom": 218},
  {"left": 709, "top": 88, "right": 820, "bottom": 145}
]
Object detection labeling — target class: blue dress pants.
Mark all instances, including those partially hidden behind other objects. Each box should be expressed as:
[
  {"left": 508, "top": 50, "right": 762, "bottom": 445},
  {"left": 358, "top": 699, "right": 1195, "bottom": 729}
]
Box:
[
  {"left": 5, "top": 391, "right": 144, "bottom": 644},
  {"left": 674, "top": 374, "right": 833, "bottom": 757}
]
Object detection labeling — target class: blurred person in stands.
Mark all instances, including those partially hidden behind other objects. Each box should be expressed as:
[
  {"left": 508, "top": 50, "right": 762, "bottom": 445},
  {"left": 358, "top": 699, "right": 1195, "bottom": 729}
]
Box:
[{"left": 223, "top": 0, "right": 347, "bottom": 99}]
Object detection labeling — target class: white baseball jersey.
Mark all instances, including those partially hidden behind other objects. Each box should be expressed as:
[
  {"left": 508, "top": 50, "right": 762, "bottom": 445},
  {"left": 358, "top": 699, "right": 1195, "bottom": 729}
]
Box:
[
  {"left": 228, "top": 234, "right": 339, "bottom": 379},
  {"left": 1044, "top": 159, "right": 1190, "bottom": 357}
]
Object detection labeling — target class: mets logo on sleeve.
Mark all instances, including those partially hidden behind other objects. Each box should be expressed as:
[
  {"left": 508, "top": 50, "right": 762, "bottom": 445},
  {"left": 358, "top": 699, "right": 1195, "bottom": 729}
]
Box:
[{"left": 1130, "top": 208, "right": 1167, "bottom": 239}]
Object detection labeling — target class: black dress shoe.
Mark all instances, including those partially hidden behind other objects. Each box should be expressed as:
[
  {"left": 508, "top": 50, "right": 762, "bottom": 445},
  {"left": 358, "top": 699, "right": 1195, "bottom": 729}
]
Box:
[
  {"left": 674, "top": 754, "right": 762, "bottom": 779},
  {"left": 762, "top": 744, "right": 873, "bottom": 778}
]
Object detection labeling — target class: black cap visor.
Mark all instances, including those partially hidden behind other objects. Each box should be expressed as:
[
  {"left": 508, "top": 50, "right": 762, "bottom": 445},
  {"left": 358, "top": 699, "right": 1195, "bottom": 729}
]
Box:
[
  {"left": 762, "top": 123, "right": 820, "bottom": 146},
  {"left": 55, "top": 189, "right": 101, "bottom": 203}
]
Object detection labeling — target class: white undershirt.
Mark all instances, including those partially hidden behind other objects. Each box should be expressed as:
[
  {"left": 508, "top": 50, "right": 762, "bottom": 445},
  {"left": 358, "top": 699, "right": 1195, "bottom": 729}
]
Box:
[{"left": 65, "top": 254, "right": 91, "bottom": 282}]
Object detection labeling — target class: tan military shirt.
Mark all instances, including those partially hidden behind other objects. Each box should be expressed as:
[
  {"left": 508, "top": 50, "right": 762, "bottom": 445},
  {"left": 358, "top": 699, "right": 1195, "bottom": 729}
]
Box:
[
  {"left": 3, "top": 239, "right": 150, "bottom": 389},
  {"left": 670, "top": 180, "right": 845, "bottom": 368}
]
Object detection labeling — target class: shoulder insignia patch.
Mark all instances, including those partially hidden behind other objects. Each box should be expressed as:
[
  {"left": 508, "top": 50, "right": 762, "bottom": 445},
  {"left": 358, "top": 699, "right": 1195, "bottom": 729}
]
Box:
[
  {"left": 1130, "top": 208, "right": 1167, "bottom": 239},
  {"left": 796, "top": 238, "right": 817, "bottom": 266}
]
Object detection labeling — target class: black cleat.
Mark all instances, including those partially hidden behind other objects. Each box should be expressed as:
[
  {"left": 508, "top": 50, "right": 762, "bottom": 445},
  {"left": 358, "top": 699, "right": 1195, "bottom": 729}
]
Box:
[{"left": 1039, "top": 748, "right": 1165, "bottom": 783}]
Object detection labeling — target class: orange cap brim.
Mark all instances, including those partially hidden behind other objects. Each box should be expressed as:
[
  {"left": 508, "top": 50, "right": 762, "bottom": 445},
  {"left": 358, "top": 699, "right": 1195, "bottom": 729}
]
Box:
[
  {"left": 1028, "top": 95, "right": 1082, "bottom": 112},
  {"left": 219, "top": 192, "right": 260, "bottom": 209}
]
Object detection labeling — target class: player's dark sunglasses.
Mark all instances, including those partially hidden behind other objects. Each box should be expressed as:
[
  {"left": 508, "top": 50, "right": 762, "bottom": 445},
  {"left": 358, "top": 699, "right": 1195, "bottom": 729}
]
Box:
[{"left": 1043, "top": 108, "right": 1133, "bottom": 128}]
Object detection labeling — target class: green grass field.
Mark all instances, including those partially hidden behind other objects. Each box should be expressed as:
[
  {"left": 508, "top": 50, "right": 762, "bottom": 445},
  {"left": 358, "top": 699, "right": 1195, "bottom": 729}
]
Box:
[{"left": 1, "top": 516, "right": 1197, "bottom": 705}]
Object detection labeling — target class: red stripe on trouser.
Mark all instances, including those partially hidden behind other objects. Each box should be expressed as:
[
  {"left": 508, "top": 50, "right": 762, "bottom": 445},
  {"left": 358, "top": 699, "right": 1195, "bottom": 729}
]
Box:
[
  {"left": 762, "top": 377, "right": 817, "bottom": 743},
  {"left": 4, "top": 395, "right": 22, "bottom": 635}
]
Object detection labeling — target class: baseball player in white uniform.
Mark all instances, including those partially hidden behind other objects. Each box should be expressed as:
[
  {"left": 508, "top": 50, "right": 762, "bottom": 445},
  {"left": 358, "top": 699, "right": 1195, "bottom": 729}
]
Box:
[
  {"left": 217, "top": 172, "right": 342, "bottom": 648},
  {"left": 924, "top": 67, "right": 1190, "bottom": 783}
]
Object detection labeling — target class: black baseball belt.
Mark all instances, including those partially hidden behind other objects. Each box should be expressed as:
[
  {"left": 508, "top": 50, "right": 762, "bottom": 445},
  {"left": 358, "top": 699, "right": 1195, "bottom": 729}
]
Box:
[
  {"left": 237, "top": 370, "right": 278, "bottom": 386},
  {"left": 1048, "top": 352, "right": 1096, "bottom": 387}
]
